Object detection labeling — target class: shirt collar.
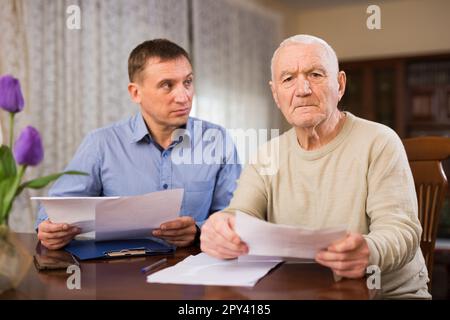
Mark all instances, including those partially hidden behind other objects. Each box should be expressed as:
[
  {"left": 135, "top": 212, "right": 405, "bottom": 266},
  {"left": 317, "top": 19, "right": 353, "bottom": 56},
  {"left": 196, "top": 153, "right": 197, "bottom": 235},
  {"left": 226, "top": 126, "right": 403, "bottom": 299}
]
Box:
[
  {"left": 131, "top": 112, "right": 192, "bottom": 145},
  {"left": 131, "top": 112, "right": 151, "bottom": 143}
]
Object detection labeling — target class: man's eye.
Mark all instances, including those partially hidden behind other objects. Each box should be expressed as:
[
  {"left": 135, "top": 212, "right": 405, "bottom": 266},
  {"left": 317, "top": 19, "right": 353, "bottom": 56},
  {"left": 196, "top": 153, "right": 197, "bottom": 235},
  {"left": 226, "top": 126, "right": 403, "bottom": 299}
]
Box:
[
  {"left": 184, "top": 78, "right": 193, "bottom": 87},
  {"left": 310, "top": 72, "right": 323, "bottom": 78},
  {"left": 161, "top": 82, "right": 172, "bottom": 89},
  {"left": 282, "top": 76, "right": 293, "bottom": 83}
]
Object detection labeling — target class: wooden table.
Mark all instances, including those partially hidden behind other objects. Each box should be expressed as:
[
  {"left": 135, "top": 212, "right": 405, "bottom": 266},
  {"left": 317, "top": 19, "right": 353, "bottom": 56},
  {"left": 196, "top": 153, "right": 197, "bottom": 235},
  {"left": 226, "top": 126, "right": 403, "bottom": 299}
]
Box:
[{"left": 0, "top": 233, "right": 374, "bottom": 300}]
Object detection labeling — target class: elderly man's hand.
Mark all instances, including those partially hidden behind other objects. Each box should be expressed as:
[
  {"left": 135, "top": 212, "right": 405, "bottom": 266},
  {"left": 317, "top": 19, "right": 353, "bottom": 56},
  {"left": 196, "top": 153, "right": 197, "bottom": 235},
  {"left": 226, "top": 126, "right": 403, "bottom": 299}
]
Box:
[
  {"left": 152, "top": 216, "right": 197, "bottom": 247},
  {"left": 38, "top": 220, "right": 81, "bottom": 250},
  {"left": 200, "top": 212, "right": 248, "bottom": 259},
  {"left": 315, "top": 233, "right": 370, "bottom": 279}
]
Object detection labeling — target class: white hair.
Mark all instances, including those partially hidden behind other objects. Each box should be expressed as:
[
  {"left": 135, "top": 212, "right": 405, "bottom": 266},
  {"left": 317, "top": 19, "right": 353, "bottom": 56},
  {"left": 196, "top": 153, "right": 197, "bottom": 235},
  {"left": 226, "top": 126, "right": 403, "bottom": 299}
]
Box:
[{"left": 270, "top": 34, "right": 339, "bottom": 81}]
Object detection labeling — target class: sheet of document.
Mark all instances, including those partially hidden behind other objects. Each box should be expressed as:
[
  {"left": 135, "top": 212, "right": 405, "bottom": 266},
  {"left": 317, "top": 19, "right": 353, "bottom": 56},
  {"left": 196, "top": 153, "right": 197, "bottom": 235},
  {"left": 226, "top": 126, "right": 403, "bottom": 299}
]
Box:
[
  {"left": 234, "top": 211, "right": 347, "bottom": 259},
  {"left": 31, "top": 189, "right": 183, "bottom": 241},
  {"left": 147, "top": 253, "right": 282, "bottom": 287},
  {"left": 95, "top": 189, "right": 183, "bottom": 241},
  {"left": 30, "top": 196, "right": 117, "bottom": 239}
]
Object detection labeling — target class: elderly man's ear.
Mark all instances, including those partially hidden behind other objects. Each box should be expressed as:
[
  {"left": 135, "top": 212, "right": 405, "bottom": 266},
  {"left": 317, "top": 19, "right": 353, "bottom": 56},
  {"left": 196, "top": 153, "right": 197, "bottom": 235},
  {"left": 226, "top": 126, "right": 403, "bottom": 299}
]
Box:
[
  {"left": 269, "top": 81, "right": 281, "bottom": 110},
  {"left": 337, "top": 71, "right": 346, "bottom": 101},
  {"left": 128, "top": 82, "right": 142, "bottom": 104}
]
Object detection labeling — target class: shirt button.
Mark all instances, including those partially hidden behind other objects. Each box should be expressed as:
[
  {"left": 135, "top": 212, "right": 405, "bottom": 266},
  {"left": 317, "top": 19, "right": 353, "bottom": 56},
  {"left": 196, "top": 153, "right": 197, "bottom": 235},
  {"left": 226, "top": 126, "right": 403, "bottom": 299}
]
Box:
[{"left": 163, "top": 184, "right": 168, "bottom": 189}]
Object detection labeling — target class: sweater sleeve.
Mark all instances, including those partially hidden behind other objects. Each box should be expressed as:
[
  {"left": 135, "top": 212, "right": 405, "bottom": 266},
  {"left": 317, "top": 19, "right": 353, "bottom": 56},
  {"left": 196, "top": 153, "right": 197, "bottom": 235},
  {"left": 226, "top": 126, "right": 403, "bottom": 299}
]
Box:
[
  {"left": 363, "top": 128, "right": 422, "bottom": 273},
  {"left": 221, "top": 163, "right": 268, "bottom": 220}
]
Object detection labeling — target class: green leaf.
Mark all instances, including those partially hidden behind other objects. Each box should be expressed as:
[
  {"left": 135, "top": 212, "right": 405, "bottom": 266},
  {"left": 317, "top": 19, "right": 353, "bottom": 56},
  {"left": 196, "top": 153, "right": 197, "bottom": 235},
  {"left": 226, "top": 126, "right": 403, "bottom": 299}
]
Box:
[
  {"left": 0, "top": 175, "right": 20, "bottom": 223},
  {"left": 0, "top": 145, "right": 17, "bottom": 180},
  {"left": 16, "top": 170, "right": 88, "bottom": 196}
]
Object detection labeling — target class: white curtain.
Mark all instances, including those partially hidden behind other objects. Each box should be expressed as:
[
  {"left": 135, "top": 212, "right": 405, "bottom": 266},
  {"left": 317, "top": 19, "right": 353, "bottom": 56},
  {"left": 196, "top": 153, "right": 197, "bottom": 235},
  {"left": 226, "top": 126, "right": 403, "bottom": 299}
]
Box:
[
  {"left": 192, "top": 0, "right": 282, "bottom": 131},
  {"left": 0, "top": 0, "right": 189, "bottom": 231}
]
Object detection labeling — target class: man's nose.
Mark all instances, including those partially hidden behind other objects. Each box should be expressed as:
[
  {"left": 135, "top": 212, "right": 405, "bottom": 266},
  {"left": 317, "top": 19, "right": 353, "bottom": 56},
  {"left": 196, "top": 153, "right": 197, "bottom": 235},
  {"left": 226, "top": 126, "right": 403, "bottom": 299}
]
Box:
[
  {"left": 174, "top": 86, "right": 190, "bottom": 104},
  {"left": 295, "top": 76, "right": 312, "bottom": 97}
]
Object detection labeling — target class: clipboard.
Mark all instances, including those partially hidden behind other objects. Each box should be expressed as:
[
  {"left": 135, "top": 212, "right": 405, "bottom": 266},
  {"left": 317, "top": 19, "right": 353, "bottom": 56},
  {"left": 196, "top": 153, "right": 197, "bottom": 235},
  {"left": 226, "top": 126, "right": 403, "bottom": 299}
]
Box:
[{"left": 64, "top": 238, "right": 175, "bottom": 261}]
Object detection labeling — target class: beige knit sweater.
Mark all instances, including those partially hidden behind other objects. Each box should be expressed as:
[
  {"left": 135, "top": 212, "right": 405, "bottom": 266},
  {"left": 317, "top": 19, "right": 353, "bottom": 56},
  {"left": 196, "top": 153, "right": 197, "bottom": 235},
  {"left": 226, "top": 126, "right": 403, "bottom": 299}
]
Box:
[{"left": 223, "top": 112, "right": 431, "bottom": 299}]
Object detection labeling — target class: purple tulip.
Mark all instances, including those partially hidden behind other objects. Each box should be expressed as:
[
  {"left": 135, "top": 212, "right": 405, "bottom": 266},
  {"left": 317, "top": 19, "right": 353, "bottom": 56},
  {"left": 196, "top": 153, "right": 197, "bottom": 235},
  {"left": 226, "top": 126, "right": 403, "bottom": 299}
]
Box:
[
  {"left": 0, "top": 74, "right": 25, "bottom": 113},
  {"left": 13, "top": 126, "right": 44, "bottom": 166}
]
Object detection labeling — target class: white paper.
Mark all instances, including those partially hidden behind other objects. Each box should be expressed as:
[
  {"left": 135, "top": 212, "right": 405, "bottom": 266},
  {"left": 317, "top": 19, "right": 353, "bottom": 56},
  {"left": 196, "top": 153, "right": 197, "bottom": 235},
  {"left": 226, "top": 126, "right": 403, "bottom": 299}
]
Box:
[
  {"left": 95, "top": 189, "right": 183, "bottom": 241},
  {"left": 31, "top": 196, "right": 117, "bottom": 239},
  {"left": 31, "top": 189, "right": 183, "bottom": 241},
  {"left": 235, "top": 211, "right": 347, "bottom": 259},
  {"left": 238, "top": 255, "right": 315, "bottom": 264},
  {"left": 147, "top": 253, "right": 282, "bottom": 287}
]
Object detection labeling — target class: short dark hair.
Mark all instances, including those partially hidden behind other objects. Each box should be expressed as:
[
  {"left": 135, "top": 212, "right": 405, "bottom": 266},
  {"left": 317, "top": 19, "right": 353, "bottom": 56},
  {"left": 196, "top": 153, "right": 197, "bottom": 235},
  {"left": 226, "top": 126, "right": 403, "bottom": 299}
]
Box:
[{"left": 128, "top": 39, "right": 191, "bottom": 82}]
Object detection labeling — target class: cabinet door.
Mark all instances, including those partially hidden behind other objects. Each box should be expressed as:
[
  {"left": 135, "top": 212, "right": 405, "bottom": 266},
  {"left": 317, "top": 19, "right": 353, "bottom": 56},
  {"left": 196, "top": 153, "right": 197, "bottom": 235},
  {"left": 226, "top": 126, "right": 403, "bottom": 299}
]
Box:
[
  {"left": 340, "top": 69, "right": 364, "bottom": 117},
  {"left": 374, "top": 67, "right": 396, "bottom": 128},
  {"left": 340, "top": 62, "right": 402, "bottom": 133}
]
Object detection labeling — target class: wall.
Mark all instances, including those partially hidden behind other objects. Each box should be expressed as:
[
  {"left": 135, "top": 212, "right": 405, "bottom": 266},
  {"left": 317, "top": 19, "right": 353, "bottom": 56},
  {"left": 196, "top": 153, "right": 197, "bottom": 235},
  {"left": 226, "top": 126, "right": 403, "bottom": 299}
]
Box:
[{"left": 294, "top": 0, "right": 450, "bottom": 61}]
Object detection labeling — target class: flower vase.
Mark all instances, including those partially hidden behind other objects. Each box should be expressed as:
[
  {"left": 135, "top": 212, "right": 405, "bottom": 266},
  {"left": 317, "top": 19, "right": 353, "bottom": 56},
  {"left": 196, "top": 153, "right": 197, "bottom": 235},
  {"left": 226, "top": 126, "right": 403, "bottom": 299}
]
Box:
[{"left": 0, "top": 224, "right": 33, "bottom": 295}]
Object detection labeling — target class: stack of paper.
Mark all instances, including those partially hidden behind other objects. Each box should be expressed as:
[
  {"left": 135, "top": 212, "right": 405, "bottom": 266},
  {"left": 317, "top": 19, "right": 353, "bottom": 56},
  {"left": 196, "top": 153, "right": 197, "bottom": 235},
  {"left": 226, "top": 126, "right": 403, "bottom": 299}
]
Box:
[
  {"left": 235, "top": 211, "right": 347, "bottom": 259},
  {"left": 147, "top": 253, "right": 282, "bottom": 287},
  {"left": 147, "top": 212, "right": 346, "bottom": 287}
]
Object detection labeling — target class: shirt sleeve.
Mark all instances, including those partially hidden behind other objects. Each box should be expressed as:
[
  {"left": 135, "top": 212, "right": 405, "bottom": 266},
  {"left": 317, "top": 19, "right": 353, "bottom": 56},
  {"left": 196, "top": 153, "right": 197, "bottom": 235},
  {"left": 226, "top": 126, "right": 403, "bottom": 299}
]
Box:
[
  {"left": 35, "top": 132, "right": 103, "bottom": 230},
  {"left": 203, "top": 132, "right": 242, "bottom": 227},
  {"left": 363, "top": 129, "right": 422, "bottom": 273}
]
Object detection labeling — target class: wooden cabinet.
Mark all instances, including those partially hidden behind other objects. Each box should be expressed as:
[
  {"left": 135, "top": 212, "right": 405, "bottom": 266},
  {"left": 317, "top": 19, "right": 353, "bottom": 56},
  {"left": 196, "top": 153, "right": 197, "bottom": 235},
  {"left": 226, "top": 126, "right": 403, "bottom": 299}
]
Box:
[
  {"left": 340, "top": 58, "right": 406, "bottom": 137},
  {"left": 340, "top": 54, "right": 450, "bottom": 138},
  {"left": 406, "top": 58, "right": 450, "bottom": 136}
]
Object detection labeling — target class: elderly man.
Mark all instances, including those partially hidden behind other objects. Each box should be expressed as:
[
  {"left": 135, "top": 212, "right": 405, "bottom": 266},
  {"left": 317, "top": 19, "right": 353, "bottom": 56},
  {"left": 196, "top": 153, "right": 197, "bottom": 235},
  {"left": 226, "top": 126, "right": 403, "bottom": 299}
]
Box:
[
  {"left": 200, "top": 35, "right": 430, "bottom": 299},
  {"left": 37, "top": 39, "right": 241, "bottom": 250}
]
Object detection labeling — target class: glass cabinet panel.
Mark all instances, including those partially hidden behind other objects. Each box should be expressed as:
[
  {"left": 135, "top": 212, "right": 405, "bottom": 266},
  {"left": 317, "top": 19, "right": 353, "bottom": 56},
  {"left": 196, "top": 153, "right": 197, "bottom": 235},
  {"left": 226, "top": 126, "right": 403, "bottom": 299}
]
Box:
[
  {"left": 374, "top": 68, "right": 395, "bottom": 128},
  {"left": 340, "top": 69, "right": 363, "bottom": 117}
]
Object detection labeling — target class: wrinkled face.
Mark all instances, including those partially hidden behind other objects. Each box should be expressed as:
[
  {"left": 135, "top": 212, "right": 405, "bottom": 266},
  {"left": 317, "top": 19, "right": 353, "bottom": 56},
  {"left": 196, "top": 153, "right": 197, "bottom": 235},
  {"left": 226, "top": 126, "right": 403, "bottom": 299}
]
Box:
[
  {"left": 270, "top": 43, "right": 345, "bottom": 129},
  {"left": 130, "top": 56, "right": 194, "bottom": 128}
]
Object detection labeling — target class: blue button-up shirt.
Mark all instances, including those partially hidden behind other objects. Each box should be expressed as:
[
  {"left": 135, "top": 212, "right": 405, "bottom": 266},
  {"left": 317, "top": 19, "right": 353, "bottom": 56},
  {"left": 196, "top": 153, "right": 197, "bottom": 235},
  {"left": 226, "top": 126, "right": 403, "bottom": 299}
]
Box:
[{"left": 36, "top": 113, "right": 241, "bottom": 228}]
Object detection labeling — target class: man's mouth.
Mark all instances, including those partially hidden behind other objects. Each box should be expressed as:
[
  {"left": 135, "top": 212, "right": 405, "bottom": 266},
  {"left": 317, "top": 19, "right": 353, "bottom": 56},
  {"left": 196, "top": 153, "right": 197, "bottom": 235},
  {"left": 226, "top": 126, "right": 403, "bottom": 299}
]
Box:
[
  {"left": 172, "top": 107, "right": 190, "bottom": 115},
  {"left": 294, "top": 105, "right": 317, "bottom": 109}
]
